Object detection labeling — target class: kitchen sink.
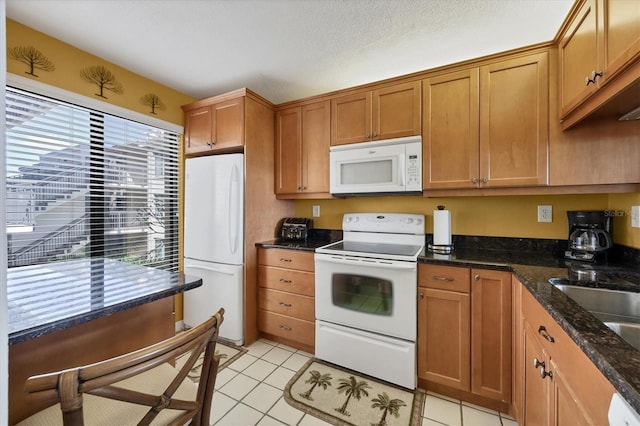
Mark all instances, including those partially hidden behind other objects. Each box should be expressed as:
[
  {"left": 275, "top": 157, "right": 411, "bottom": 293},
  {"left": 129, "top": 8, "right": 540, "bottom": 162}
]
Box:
[
  {"left": 604, "top": 322, "right": 640, "bottom": 351},
  {"left": 548, "top": 278, "right": 640, "bottom": 350}
]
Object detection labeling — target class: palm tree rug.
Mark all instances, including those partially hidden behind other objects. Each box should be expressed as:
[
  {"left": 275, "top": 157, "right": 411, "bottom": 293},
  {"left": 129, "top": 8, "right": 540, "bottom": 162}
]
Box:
[
  {"left": 175, "top": 340, "right": 247, "bottom": 383},
  {"left": 284, "top": 358, "right": 425, "bottom": 426}
]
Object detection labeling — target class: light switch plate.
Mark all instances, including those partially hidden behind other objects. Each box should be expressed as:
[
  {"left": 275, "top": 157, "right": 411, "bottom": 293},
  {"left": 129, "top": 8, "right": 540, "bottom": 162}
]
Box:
[
  {"left": 631, "top": 206, "right": 640, "bottom": 228},
  {"left": 313, "top": 205, "right": 320, "bottom": 217}
]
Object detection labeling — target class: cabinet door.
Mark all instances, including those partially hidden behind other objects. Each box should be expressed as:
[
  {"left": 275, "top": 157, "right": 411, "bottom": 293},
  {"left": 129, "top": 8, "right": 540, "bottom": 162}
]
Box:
[
  {"left": 479, "top": 52, "right": 549, "bottom": 187},
  {"left": 471, "top": 269, "right": 512, "bottom": 402},
  {"left": 418, "top": 286, "right": 470, "bottom": 390},
  {"left": 550, "top": 358, "right": 592, "bottom": 426},
  {"left": 331, "top": 91, "right": 372, "bottom": 145},
  {"left": 373, "top": 81, "right": 421, "bottom": 140},
  {"left": 559, "top": 0, "right": 600, "bottom": 115},
  {"left": 422, "top": 69, "right": 480, "bottom": 189},
  {"left": 523, "top": 322, "right": 551, "bottom": 426},
  {"left": 184, "top": 106, "right": 213, "bottom": 154},
  {"left": 212, "top": 97, "right": 244, "bottom": 150},
  {"left": 301, "top": 101, "right": 330, "bottom": 194},
  {"left": 603, "top": 0, "right": 640, "bottom": 79},
  {"left": 275, "top": 107, "right": 302, "bottom": 194}
]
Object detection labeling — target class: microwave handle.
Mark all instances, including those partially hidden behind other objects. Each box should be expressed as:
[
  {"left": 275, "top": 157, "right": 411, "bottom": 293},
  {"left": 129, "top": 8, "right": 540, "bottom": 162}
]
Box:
[{"left": 398, "top": 154, "right": 405, "bottom": 186}]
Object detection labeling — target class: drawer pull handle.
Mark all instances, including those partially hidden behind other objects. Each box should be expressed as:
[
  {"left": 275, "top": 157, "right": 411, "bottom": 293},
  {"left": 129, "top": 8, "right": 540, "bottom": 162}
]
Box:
[
  {"left": 280, "top": 258, "right": 292, "bottom": 262},
  {"left": 533, "top": 358, "right": 545, "bottom": 369},
  {"left": 432, "top": 275, "right": 454, "bottom": 282},
  {"left": 279, "top": 325, "right": 292, "bottom": 331},
  {"left": 534, "top": 358, "right": 553, "bottom": 379},
  {"left": 279, "top": 279, "right": 292, "bottom": 283},
  {"left": 279, "top": 302, "right": 292, "bottom": 307},
  {"left": 538, "top": 326, "right": 555, "bottom": 343}
]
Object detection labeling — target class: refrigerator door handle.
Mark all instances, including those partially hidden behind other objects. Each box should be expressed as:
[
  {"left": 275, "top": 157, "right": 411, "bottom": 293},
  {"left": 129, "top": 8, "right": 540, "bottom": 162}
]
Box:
[
  {"left": 228, "top": 163, "right": 241, "bottom": 255},
  {"left": 184, "top": 263, "right": 236, "bottom": 277}
]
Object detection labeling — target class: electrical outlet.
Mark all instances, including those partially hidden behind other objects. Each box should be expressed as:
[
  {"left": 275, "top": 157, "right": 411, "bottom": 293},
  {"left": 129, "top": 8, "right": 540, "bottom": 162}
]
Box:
[
  {"left": 538, "top": 205, "right": 552, "bottom": 223},
  {"left": 312, "top": 205, "right": 320, "bottom": 218},
  {"left": 632, "top": 206, "right": 640, "bottom": 228}
]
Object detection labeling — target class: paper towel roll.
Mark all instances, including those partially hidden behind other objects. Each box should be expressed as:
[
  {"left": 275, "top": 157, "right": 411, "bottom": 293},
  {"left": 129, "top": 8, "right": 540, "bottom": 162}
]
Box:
[{"left": 433, "top": 209, "right": 451, "bottom": 246}]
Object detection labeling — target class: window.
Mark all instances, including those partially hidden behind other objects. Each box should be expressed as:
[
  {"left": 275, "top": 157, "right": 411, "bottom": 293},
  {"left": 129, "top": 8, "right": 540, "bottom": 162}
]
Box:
[{"left": 5, "top": 86, "right": 179, "bottom": 272}]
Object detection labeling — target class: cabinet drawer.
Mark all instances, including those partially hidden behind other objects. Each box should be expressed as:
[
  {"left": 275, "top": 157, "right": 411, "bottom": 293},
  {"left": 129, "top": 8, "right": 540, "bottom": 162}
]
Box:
[
  {"left": 258, "top": 248, "right": 314, "bottom": 272},
  {"left": 419, "top": 264, "right": 470, "bottom": 293},
  {"left": 258, "top": 288, "right": 315, "bottom": 321},
  {"left": 258, "top": 310, "right": 315, "bottom": 347},
  {"left": 521, "top": 286, "right": 566, "bottom": 354},
  {"left": 258, "top": 266, "right": 314, "bottom": 297}
]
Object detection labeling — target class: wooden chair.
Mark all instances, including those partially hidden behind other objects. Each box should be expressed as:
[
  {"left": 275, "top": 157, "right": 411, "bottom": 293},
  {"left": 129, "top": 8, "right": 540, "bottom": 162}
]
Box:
[{"left": 16, "top": 308, "right": 224, "bottom": 426}]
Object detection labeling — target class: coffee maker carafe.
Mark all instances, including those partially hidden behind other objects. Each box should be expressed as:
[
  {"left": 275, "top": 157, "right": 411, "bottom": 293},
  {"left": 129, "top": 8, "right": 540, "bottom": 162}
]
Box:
[{"left": 565, "top": 211, "right": 613, "bottom": 262}]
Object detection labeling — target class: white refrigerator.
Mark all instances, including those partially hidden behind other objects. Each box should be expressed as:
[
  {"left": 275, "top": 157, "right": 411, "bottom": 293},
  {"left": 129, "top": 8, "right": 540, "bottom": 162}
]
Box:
[{"left": 183, "top": 154, "right": 244, "bottom": 345}]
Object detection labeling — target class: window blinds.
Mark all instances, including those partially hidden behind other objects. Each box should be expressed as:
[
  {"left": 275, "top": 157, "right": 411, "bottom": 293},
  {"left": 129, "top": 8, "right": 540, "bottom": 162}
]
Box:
[{"left": 5, "top": 86, "right": 179, "bottom": 272}]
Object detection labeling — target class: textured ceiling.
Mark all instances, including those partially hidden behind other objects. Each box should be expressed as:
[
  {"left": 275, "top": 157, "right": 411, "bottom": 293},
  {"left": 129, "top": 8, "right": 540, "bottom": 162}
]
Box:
[{"left": 6, "top": 0, "right": 574, "bottom": 104}]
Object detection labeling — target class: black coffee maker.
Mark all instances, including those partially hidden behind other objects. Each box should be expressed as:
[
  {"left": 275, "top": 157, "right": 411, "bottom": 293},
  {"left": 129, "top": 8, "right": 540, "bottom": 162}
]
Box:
[{"left": 565, "top": 211, "right": 613, "bottom": 262}]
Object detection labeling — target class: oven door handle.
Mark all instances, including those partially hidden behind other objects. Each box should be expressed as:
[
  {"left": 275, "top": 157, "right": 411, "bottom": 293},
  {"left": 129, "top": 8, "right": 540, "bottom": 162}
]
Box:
[{"left": 317, "top": 255, "right": 416, "bottom": 270}]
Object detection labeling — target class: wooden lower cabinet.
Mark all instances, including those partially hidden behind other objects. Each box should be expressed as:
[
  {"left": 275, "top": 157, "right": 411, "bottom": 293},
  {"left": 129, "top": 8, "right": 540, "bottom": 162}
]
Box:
[
  {"left": 257, "top": 248, "right": 315, "bottom": 353},
  {"left": 9, "top": 297, "right": 174, "bottom": 424},
  {"left": 418, "top": 286, "right": 471, "bottom": 390},
  {"left": 417, "top": 264, "right": 511, "bottom": 412},
  {"left": 471, "top": 269, "right": 512, "bottom": 403},
  {"left": 514, "top": 277, "right": 615, "bottom": 425}
]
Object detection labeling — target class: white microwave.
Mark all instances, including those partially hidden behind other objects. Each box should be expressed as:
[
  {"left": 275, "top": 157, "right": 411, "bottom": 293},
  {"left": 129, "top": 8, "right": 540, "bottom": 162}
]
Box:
[{"left": 329, "top": 136, "right": 422, "bottom": 195}]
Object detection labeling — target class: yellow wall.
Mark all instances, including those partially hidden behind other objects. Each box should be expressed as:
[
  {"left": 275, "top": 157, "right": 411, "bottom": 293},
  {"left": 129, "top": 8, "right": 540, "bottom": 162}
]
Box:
[
  {"left": 6, "top": 19, "right": 196, "bottom": 126},
  {"left": 296, "top": 192, "right": 640, "bottom": 248}
]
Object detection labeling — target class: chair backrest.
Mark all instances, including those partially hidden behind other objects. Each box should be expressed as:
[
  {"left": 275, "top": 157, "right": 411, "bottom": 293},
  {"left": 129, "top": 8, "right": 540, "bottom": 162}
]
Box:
[{"left": 21, "top": 308, "right": 224, "bottom": 426}]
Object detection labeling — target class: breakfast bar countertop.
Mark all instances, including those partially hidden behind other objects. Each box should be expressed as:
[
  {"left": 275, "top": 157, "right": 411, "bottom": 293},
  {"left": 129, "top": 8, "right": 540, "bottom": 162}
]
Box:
[{"left": 7, "top": 257, "right": 202, "bottom": 345}]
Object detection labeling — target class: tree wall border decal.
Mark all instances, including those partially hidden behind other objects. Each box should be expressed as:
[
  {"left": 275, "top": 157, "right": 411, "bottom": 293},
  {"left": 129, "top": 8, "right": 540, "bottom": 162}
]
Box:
[
  {"left": 8, "top": 45, "right": 56, "bottom": 77},
  {"left": 141, "top": 93, "right": 166, "bottom": 115},
  {"left": 80, "top": 65, "right": 124, "bottom": 99}
]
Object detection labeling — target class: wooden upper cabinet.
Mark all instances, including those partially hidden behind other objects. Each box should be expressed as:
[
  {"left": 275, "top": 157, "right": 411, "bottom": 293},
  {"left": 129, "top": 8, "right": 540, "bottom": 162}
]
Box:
[
  {"left": 423, "top": 51, "right": 548, "bottom": 190},
  {"left": 275, "top": 100, "right": 330, "bottom": 198},
  {"left": 331, "top": 91, "right": 371, "bottom": 145},
  {"left": 423, "top": 69, "right": 480, "bottom": 189},
  {"left": 331, "top": 81, "right": 421, "bottom": 145},
  {"left": 604, "top": 0, "right": 640, "bottom": 75},
  {"left": 559, "top": 0, "right": 640, "bottom": 126},
  {"left": 373, "top": 81, "right": 422, "bottom": 140},
  {"left": 183, "top": 106, "right": 213, "bottom": 155},
  {"left": 275, "top": 107, "right": 302, "bottom": 195},
  {"left": 559, "top": 0, "right": 601, "bottom": 116},
  {"left": 479, "top": 52, "right": 549, "bottom": 188},
  {"left": 302, "top": 101, "right": 331, "bottom": 194},
  {"left": 182, "top": 96, "right": 244, "bottom": 155},
  {"left": 213, "top": 97, "right": 244, "bottom": 151}
]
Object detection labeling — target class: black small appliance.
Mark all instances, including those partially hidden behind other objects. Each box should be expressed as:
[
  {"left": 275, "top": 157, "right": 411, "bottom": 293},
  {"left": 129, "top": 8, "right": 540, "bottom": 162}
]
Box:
[
  {"left": 565, "top": 210, "right": 613, "bottom": 262},
  {"left": 279, "top": 217, "right": 313, "bottom": 241}
]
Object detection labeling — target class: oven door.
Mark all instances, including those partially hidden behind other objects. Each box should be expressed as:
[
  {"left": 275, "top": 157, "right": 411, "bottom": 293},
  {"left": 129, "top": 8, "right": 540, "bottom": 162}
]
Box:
[{"left": 314, "top": 252, "right": 416, "bottom": 341}]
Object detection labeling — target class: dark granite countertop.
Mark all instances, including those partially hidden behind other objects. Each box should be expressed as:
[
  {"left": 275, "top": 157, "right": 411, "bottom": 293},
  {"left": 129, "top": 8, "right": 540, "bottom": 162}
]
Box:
[
  {"left": 8, "top": 258, "right": 202, "bottom": 345},
  {"left": 419, "top": 247, "right": 640, "bottom": 415},
  {"left": 255, "top": 229, "right": 342, "bottom": 252}
]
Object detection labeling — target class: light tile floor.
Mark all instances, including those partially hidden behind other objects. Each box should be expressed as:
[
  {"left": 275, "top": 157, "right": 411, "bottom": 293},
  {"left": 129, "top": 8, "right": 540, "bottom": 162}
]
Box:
[{"left": 210, "top": 338, "right": 518, "bottom": 426}]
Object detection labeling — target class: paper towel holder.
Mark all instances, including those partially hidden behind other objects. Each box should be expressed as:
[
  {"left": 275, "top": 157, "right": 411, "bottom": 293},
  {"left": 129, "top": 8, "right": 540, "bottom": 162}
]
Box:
[
  {"left": 428, "top": 243, "right": 454, "bottom": 254},
  {"left": 428, "top": 205, "right": 454, "bottom": 254}
]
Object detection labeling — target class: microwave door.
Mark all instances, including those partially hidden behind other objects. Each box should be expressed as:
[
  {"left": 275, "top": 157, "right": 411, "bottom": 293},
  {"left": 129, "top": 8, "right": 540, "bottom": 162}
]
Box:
[
  {"left": 332, "top": 156, "right": 401, "bottom": 194},
  {"left": 330, "top": 146, "right": 405, "bottom": 193}
]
